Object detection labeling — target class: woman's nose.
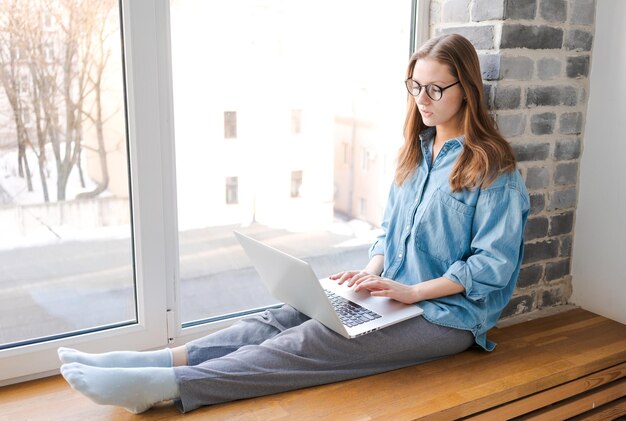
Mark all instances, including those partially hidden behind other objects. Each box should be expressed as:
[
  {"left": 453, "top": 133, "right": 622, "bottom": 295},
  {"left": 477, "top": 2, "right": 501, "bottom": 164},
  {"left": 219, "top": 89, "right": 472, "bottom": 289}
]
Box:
[{"left": 415, "top": 89, "right": 431, "bottom": 105}]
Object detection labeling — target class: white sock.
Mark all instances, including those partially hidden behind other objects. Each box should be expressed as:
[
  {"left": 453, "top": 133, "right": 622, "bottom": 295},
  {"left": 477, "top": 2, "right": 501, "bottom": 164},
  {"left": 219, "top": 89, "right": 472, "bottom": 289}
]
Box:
[
  {"left": 57, "top": 347, "right": 172, "bottom": 368},
  {"left": 60, "top": 363, "right": 179, "bottom": 414}
]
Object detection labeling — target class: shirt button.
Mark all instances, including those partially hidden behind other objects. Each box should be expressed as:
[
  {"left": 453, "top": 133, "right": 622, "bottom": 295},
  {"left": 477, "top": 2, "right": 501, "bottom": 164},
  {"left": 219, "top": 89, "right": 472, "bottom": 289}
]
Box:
[
  {"left": 398, "top": 253, "right": 403, "bottom": 258},
  {"left": 406, "top": 225, "right": 410, "bottom": 230}
]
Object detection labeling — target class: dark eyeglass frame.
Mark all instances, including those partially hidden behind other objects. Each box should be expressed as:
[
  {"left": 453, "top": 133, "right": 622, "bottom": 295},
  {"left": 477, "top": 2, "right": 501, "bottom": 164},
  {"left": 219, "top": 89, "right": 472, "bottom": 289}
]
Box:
[{"left": 404, "top": 78, "right": 460, "bottom": 101}]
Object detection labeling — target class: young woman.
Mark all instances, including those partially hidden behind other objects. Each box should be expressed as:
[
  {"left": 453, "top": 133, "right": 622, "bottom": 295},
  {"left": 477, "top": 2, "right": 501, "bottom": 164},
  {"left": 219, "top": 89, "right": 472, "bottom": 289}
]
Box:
[{"left": 58, "top": 33, "right": 529, "bottom": 414}]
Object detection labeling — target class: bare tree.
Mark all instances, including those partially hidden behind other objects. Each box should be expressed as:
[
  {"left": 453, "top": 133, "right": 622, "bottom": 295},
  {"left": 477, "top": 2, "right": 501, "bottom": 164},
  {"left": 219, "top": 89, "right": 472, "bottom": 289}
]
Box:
[
  {"left": 0, "top": 0, "right": 117, "bottom": 202},
  {"left": 0, "top": 1, "right": 36, "bottom": 195},
  {"left": 76, "top": 0, "right": 117, "bottom": 199}
]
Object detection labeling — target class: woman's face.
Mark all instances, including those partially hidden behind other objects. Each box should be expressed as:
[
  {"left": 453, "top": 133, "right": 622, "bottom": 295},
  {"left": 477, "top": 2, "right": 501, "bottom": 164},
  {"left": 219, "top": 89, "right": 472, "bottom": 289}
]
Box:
[{"left": 411, "top": 58, "right": 464, "bottom": 133}]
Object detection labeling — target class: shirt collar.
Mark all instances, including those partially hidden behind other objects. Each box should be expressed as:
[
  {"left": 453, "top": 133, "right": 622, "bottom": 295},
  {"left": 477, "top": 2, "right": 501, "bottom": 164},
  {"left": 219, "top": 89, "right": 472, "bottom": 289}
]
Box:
[
  {"left": 419, "top": 127, "right": 465, "bottom": 160},
  {"left": 419, "top": 127, "right": 465, "bottom": 147}
]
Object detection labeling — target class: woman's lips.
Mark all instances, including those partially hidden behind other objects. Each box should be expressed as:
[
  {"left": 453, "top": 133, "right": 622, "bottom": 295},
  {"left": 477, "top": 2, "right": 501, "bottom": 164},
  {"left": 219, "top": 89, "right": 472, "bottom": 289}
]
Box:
[{"left": 420, "top": 109, "right": 433, "bottom": 117}]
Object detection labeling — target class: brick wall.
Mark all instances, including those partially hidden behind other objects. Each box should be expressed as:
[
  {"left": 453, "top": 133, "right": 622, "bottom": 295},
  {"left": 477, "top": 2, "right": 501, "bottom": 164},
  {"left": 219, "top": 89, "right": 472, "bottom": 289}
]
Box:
[{"left": 428, "top": 0, "right": 596, "bottom": 318}]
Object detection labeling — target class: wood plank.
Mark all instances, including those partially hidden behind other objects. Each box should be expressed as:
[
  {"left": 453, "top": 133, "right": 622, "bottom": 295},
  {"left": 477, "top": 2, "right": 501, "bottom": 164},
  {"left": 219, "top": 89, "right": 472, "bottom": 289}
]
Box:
[
  {"left": 520, "top": 378, "right": 626, "bottom": 420},
  {"left": 463, "top": 362, "right": 626, "bottom": 420},
  {"left": 568, "top": 396, "right": 626, "bottom": 421}
]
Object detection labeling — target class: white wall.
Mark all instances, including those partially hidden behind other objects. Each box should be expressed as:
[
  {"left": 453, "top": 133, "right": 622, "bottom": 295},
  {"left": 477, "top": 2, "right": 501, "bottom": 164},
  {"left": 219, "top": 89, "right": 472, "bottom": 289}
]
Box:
[{"left": 571, "top": 0, "right": 626, "bottom": 324}]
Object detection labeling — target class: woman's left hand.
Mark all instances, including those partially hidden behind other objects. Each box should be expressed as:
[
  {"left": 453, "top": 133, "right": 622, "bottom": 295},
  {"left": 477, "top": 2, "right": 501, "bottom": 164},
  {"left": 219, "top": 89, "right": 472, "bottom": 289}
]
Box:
[{"left": 353, "top": 275, "right": 419, "bottom": 305}]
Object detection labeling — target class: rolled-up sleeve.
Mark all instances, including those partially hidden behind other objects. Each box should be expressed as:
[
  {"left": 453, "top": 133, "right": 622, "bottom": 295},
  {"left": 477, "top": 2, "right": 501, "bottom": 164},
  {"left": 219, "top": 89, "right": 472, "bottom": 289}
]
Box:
[{"left": 443, "top": 184, "right": 529, "bottom": 302}]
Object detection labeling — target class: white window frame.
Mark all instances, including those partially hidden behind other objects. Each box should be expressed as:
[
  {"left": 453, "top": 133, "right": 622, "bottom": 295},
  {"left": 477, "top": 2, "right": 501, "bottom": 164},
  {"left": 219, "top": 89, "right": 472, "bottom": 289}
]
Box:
[
  {"left": 0, "top": 0, "right": 429, "bottom": 386},
  {"left": 0, "top": 0, "right": 173, "bottom": 386}
]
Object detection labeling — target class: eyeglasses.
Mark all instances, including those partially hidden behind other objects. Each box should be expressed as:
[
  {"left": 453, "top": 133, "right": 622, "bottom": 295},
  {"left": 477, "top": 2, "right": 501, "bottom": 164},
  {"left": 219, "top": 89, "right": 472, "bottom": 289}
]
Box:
[{"left": 404, "top": 79, "right": 460, "bottom": 101}]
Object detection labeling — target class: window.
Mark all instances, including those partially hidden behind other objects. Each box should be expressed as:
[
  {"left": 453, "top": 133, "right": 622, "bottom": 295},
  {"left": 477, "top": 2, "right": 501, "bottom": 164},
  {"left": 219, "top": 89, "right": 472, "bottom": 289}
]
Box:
[
  {"left": 224, "top": 111, "right": 237, "bottom": 139},
  {"left": 362, "top": 148, "right": 369, "bottom": 172},
  {"left": 0, "top": 0, "right": 135, "bottom": 346},
  {"left": 1, "top": 0, "right": 169, "bottom": 385},
  {"left": 225, "top": 176, "right": 238, "bottom": 204},
  {"left": 291, "top": 170, "right": 303, "bottom": 198},
  {"left": 19, "top": 106, "right": 30, "bottom": 125},
  {"left": 18, "top": 73, "right": 29, "bottom": 95},
  {"left": 12, "top": 46, "right": 21, "bottom": 61},
  {"left": 43, "top": 43, "right": 54, "bottom": 62},
  {"left": 1, "top": 0, "right": 422, "bottom": 385},
  {"left": 43, "top": 12, "right": 53, "bottom": 29},
  {"left": 291, "top": 109, "right": 302, "bottom": 134},
  {"left": 170, "top": 0, "right": 413, "bottom": 326}
]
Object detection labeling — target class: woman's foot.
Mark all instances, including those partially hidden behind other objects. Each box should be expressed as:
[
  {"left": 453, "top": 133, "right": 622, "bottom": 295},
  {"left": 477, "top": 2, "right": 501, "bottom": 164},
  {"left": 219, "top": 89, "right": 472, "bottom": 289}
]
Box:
[
  {"left": 60, "top": 363, "right": 179, "bottom": 414},
  {"left": 57, "top": 347, "right": 172, "bottom": 368}
]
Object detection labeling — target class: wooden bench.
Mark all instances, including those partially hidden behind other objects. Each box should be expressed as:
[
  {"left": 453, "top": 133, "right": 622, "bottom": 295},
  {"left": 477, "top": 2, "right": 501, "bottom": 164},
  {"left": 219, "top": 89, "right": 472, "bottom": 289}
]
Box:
[{"left": 1, "top": 308, "right": 625, "bottom": 420}]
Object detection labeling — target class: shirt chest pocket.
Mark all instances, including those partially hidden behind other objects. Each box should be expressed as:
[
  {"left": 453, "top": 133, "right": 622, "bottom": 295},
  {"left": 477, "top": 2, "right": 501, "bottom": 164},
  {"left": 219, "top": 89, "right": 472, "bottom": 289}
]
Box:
[{"left": 414, "top": 189, "right": 475, "bottom": 264}]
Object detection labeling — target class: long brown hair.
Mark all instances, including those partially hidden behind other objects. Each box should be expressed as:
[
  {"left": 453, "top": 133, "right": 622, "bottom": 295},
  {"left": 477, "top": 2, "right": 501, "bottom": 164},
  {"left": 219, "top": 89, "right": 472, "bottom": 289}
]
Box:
[{"left": 396, "top": 34, "right": 516, "bottom": 191}]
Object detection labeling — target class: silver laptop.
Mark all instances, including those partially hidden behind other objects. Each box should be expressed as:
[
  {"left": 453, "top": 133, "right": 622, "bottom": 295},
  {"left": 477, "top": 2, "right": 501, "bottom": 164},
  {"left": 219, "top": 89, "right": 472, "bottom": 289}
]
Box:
[{"left": 234, "top": 231, "right": 423, "bottom": 338}]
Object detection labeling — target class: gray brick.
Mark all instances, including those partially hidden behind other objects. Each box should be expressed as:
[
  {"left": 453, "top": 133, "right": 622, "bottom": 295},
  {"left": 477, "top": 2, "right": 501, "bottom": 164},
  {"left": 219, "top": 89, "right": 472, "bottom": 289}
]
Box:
[
  {"left": 501, "top": 25, "right": 563, "bottom": 49},
  {"left": 494, "top": 86, "right": 521, "bottom": 109},
  {"left": 525, "top": 216, "right": 549, "bottom": 240},
  {"left": 524, "top": 240, "right": 560, "bottom": 264},
  {"left": 554, "top": 138, "right": 581, "bottom": 160},
  {"left": 479, "top": 53, "right": 501, "bottom": 80},
  {"left": 560, "top": 235, "right": 573, "bottom": 257},
  {"left": 537, "top": 58, "right": 561, "bottom": 80},
  {"left": 483, "top": 83, "right": 493, "bottom": 107},
  {"left": 472, "top": 0, "right": 505, "bottom": 21},
  {"left": 443, "top": 0, "right": 471, "bottom": 23},
  {"left": 570, "top": 0, "right": 595, "bottom": 25},
  {"left": 540, "top": 288, "right": 568, "bottom": 307},
  {"left": 554, "top": 162, "right": 579, "bottom": 186},
  {"left": 504, "top": 0, "right": 536, "bottom": 20},
  {"left": 540, "top": 0, "right": 567, "bottom": 22},
  {"left": 526, "top": 166, "right": 550, "bottom": 189},
  {"left": 531, "top": 112, "right": 556, "bottom": 135},
  {"left": 500, "top": 294, "right": 534, "bottom": 318},
  {"left": 500, "top": 56, "right": 534, "bottom": 80},
  {"left": 559, "top": 112, "right": 583, "bottom": 135},
  {"left": 546, "top": 258, "right": 571, "bottom": 281},
  {"left": 579, "top": 87, "right": 588, "bottom": 104},
  {"left": 567, "top": 55, "right": 590, "bottom": 78},
  {"left": 548, "top": 188, "right": 577, "bottom": 210},
  {"left": 512, "top": 142, "right": 550, "bottom": 161},
  {"left": 549, "top": 211, "right": 575, "bottom": 236},
  {"left": 530, "top": 193, "right": 545, "bottom": 214},
  {"left": 526, "top": 86, "right": 577, "bottom": 107},
  {"left": 564, "top": 30, "right": 593, "bottom": 51},
  {"left": 498, "top": 114, "right": 527, "bottom": 137},
  {"left": 437, "top": 25, "right": 495, "bottom": 49},
  {"left": 517, "top": 265, "right": 543, "bottom": 288}
]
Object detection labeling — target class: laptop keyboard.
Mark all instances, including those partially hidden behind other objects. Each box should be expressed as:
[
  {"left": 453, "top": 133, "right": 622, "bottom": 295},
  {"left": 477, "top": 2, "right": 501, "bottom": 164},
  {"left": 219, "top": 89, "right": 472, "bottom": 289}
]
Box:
[{"left": 324, "top": 289, "right": 382, "bottom": 327}]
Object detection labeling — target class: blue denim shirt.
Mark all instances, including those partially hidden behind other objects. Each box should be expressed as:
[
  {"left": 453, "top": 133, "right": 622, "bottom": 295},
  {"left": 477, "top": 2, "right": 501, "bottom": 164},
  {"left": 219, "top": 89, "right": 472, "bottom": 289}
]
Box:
[{"left": 369, "top": 127, "right": 529, "bottom": 351}]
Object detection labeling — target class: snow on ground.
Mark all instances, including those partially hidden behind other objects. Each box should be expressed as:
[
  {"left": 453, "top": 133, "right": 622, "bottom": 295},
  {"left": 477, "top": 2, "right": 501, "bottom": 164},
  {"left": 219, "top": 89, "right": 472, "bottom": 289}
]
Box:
[{"left": 0, "top": 143, "right": 99, "bottom": 206}]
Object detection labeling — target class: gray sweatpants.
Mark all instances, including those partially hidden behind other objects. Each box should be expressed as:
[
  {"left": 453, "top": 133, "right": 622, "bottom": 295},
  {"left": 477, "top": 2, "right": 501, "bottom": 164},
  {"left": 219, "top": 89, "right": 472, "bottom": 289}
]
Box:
[{"left": 173, "top": 305, "right": 474, "bottom": 412}]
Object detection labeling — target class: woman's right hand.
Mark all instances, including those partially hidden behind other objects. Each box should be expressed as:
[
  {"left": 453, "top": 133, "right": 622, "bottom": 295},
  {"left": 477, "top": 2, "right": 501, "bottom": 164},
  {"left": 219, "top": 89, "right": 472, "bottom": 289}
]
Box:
[{"left": 329, "top": 270, "right": 374, "bottom": 288}]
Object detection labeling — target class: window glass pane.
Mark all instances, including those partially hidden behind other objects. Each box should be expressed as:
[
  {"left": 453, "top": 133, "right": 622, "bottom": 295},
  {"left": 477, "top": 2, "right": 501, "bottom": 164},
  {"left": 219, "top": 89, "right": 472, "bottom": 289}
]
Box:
[
  {"left": 0, "top": 0, "right": 134, "bottom": 348},
  {"left": 170, "top": 0, "right": 411, "bottom": 325}
]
